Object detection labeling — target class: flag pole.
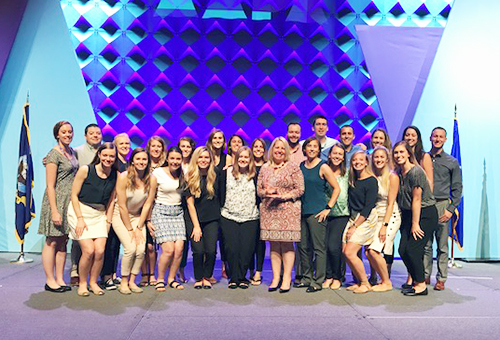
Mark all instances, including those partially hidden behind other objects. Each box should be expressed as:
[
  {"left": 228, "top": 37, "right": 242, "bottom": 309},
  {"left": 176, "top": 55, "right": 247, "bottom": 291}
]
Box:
[
  {"left": 448, "top": 104, "right": 462, "bottom": 269},
  {"left": 11, "top": 91, "right": 34, "bottom": 264}
]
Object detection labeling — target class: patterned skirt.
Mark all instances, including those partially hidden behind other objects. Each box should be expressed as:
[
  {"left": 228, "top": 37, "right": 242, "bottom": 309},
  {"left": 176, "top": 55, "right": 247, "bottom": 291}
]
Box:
[{"left": 151, "top": 203, "right": 186, "bottom": 244}]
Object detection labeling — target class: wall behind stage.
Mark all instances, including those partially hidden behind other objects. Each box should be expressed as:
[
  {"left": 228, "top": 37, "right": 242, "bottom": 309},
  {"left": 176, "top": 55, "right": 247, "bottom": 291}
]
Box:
[
  {"left": 0, "top": 0, "right": 94, "bottom": 252},
  {"left": 415, "top": 0, "right": 500, "bottom": 259}
]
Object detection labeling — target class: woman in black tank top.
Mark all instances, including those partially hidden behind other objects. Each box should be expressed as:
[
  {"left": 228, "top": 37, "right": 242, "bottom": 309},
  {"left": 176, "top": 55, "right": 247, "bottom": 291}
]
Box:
[{"left": 68, "top": 143, "right": 118, "bottom": 297}]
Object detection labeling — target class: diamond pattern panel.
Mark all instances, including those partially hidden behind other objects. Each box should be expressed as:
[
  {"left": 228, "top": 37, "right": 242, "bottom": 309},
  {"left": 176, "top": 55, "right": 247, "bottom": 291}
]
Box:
[{"left": 61, "top": 0, "right": 453, "bottom": 147}]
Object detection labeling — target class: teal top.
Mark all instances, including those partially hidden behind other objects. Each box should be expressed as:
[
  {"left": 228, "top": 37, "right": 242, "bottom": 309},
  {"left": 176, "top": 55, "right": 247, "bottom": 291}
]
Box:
[
  {"left": 300, "top": 160, "right": 328, "bottom": 215},
  {"left": 329, "top": 170, "right": 349, "bottom": 217}
]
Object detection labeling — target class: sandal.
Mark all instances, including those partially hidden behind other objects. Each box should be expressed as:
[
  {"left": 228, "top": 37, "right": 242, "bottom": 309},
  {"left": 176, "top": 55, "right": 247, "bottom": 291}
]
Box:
[
  {"left": 155, "top": 281, "right": 166, "bottom": 292},
  {"left": 250, "top": 276, "right": 262, "bottom": 286},
  {"left": 139, "top": 274, "right": 150, "bottom": 287},
  {"left": 194, "top": 281, "right": 203, "bottom": 290},
  {"left": 228, "top": 282, "right": 238, "bottom": 289},
  {"left": 169, "top": 281, "right": 184, "bottom": 290},
  {"left": 239, "top": 282, "right": 249, "bottom": 289},
  {"left": 148, "top": 275, "right": 157, "bottom": 286}
]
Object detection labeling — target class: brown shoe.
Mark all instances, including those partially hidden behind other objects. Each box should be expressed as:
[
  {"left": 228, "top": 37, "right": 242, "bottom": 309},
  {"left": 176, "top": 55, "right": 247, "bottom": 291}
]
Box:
[
  {"left": 434, "top": 281, "right": 445, "bottom": 291},
  {"left": 70, "top": 277, "right": 79, "bottom": 287},
  {"left": 424, "top": 277, "right": 430, "bottom": 285}
]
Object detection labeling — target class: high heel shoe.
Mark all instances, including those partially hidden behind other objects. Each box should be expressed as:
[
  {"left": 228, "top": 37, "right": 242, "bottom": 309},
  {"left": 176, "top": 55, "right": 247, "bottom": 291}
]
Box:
[
  {"left": 268, "top": 286, "right": 279, "bottom": 292},
  {"left": 279, "top": 288, "right": 290, "bottom": 294}
]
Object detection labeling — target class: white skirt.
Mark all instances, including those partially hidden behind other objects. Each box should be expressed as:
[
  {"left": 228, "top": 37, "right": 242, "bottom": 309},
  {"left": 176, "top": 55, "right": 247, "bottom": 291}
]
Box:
[
  {"left": 67, "top": 202, "right": 108, "bottom": 240},
  {"left": 342, "top": 209, "right": 378, "bottom": 246}
]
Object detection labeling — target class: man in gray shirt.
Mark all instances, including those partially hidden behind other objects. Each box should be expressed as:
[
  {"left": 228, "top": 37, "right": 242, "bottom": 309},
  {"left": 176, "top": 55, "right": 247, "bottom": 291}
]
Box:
[
  {"left": 70, "top": 124, "right": 102, "bottom": 285},
  {"left": 424, "top": 127, "right": 462, "bottom": 291}
]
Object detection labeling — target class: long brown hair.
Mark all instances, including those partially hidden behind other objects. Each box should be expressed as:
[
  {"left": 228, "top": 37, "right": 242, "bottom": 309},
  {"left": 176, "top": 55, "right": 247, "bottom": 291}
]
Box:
[
  {"left": 186, "top": 147, "right": 216, "bottom": 199},
  {"left": 251, "top": 138, "right": 268, "bottom": 163},
  {"left": 371, "top": 128, "right": 392, "bottom": 150},
  {"left": 232, "top": 146, "right": 256, "bottom": 180},
  {"left": 126, "top": 147, "right": 151, "bottom": 193},
  {"left": 91, "top": 142, "right": 118, "bottom": 171},
  {"left": 206, "top": 129, "right": 226, "bottom": 155},
  {"left": 328, "top": 143, "right": 347, "bottom": 176},
  {"left": 147, "top": 136, "right": 167, "bottom": 169}
]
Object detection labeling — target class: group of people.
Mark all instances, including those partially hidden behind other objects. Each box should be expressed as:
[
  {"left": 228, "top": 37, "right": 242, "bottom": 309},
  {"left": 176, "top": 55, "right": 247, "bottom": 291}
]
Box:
[{"left": 38, "top": 116, "right": 462, "bottom": 297}]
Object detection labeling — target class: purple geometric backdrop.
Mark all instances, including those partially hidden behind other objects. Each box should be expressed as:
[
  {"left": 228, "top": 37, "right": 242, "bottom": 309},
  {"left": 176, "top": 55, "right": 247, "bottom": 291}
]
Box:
[{"left": 60, "top": 0, "right": 452, "bottom": 148}]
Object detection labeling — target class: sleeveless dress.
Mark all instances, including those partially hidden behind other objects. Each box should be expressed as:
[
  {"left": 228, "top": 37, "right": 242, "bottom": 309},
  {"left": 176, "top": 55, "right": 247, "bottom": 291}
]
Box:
[
  {"left": 369, "top": 178, "right": 402, "bottom": 255},
  {"left": 38, "top": 148, "right": 79, "bottom": 237}
]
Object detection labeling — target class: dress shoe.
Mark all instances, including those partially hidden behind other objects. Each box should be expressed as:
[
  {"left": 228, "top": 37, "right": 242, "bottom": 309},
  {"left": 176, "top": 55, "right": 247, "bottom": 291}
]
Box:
[
  {"left": 306, "top": 286, "right": 321, "bottom": 293},
  {"left": 268, "top": 286, "right": 279, "bottom": 292},
  {"left": 293, "top": 282, "right": 309, "bottom": 288},
  {"left": 434, "top": 281, "right": 445, "bottom": 291},
  {"left": 403, "top": 288, "right": 428, "bottom": 296},
  {"left": 424, "top": 277, "right": 431, "bottom": 285},
  {"left": 44, "top": 284, "right": 65, "bottom": 293},
  {"left": 61, "top": 285, "right": 72, "bottom": 292},
  {"left": 279, "top": 288, "right": 290, "bottom": 294}
]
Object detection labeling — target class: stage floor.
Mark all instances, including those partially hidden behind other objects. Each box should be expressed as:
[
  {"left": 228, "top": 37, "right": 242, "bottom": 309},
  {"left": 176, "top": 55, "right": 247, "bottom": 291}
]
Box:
[{"left": 0, "top": 253, "right": 499, "bottom": 340}]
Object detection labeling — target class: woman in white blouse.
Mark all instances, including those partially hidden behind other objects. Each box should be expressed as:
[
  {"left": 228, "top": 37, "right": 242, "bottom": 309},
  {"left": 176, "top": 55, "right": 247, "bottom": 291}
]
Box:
[{"left": 220, "top": 146, "right": 259, "bottom": 289}]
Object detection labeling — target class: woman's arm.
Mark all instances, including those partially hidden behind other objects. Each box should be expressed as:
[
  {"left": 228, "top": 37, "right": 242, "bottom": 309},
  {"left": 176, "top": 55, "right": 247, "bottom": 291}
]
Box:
[
  {"left": 421, "top": 153, "right": 434, "bottom": 192},
  {"left": 281, "top": 164, "right": 304, "bottom": 200},
  {"left": 256, "top": 165, "right": 266, "bottom": 198},
  {"left": 45, "top": 162, "right": 61, "bottom": 226},
  {"left": 105, "top": 189, "right": 116, "bottom": 232},
  {"left": 411, "top": 186, "right": 424, "bottom": 240},
  {"left": 116, "top": 172, "right": 134, "bottom": 232},
  {"left": 316, "top": 164, "right": 340, "bottom": 222},
  {"left": 186, "top": 196, "right": 202, "bottom": 242},
  {"left": 70, "top": 166, "right": 89, "bottom": 238}
]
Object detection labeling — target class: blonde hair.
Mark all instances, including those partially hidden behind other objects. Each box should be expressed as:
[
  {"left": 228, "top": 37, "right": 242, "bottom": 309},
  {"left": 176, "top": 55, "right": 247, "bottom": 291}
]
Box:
[
  {"left": 371, "top": 146, "right": 391, "bottom": 191},
  {"left": 232, "top": 146, "right": 256, "bottom": 180},
  {"left": 348, "top": 150, "right": 375, "bottom": 186},
  {"left": 114, "top": 133, "right": 130, "bottom": 143},
  {"left": 267, "top": 137, "right": 290, "bottom": 167},
  {"left": 186, "top": 147, "right": 216, "bottom": 199},
  {"left": 147, "top": 136, "right": 167, "bottom": 169}
]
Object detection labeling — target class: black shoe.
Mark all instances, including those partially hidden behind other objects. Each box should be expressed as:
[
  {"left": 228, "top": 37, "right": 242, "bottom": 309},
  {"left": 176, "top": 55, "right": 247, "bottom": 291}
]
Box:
[
  {"left": 194, "top": 282, "right": 203, "bottom": 290},
  {"left": 239, "top": 282, "right": 249, "bottom": 289},
  {"left": 279, "top": 288, "right": 290, "bottom": 294},
  {"left": 44, "top": 284, "right": 65, "bottom": 293},
  {"left": 294, "top": 282, "right": 310, "bottom": 288},
  {"left": 369, "top": 276, "right": 378, "bottom": 286},
  {"left": 306, "top": 286, "right": 321, "bottom": 293},
  {"left": 103, "top": 278, "right": 117, "bottom": 291},
  {"left": 268, "top": 286, "right": 279, "bottom": 292},
  {"left": 401, "top": 283, "right": 412, "bottom": 290},
  {"left": 403, "top": 288, "right": 428, "bottom": 296},
  {"left": 228, "top": 282, "right": 238, "bottom": 289},
  {"left": 61, "top": 285, "right": 72, "bottom": 292}
]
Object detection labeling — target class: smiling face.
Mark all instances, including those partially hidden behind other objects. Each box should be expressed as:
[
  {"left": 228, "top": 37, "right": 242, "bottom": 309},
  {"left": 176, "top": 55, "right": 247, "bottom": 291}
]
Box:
[
  {"left": 273, "top": 140, "right": 286, "bottom": 164},
  {"left": 85, "top": 126, "right": 102, "bottom": 147},
  {"left": 393, "top": 144, "right": 410, "bottom": 166},
  {"left": 287, "top": 124, "right": 301, "bottom": 144},
  {"left": 340, "top": 126, "right": 354, "bottom": 147},
  {"left": 115, "top": 136, "right": 131, "bottom": 158},
  {"left": 197, "top": 150, "right": 211, "bottom": 170},
  {"left": 372, "top": 148, "right": 388, "bottom": 170},
  {"left": 179, "top": 140, "right": 193, "bottom": 159},
  {"left": 351, "top": 152, "right": 368, "bottom": 173},
  {"left": 329, "top": 145, "right": 345, "bottom": 167},
  {"left": 313, "top": 118, "right": 328, "bottom": 138},
  {"left": 211, "top": 132, "right": 225, "bottom": 150},
  {"left": 168, "top": 151, "right": 182, "bottom": 172},
  {"left": 230, "top": 136, "right": 243, "bottom": 155},
  {"left": 371, "top": 130, "right": 385, "bottom": 148},
  {"left": 252, "top": 140, "right": 265, "bottom": 159},
  {"left": 305, "top": 139, "right": 320, "bottom": 159},
  {"left": 237, "top": 149, "right": 250, "bottom": 171},
  {"left": 132, "top": 151, "right": 148, "bottom": 172},
  {"left": 99, "top": 147, "right": 116, "bottom": 169},
  {"left": 58, "top": 123, "right": 74, "bottom": 146},
  {"left": 149, "top": 140, "right": 163, "bottom": 160},
  {"left": 403, "top": 128, "right": 418, "bottom": 147},
  {"left": 430, "top": 128, "right": 447, "bottom": 150}
]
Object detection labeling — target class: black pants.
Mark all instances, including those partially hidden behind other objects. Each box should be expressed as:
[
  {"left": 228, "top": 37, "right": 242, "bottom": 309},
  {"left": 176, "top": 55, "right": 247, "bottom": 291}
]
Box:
[
  {"left": 249, "top": 220, "right": 265, "bottom": 273},
  {"left": 220, "top": 217, "right": 259, "bottom": 284},
  {"left": 399, "top": 206, "right": 438, "bottom": 283},
  {"left": 186, "top": 216, "right": 219, "bottom": 282},
  {"left": 180, "top": 229, "right": 189, "bottom": 269},
  {"left": 326, "top": 216, "right": 349, "bottom": 280},
  {"left": 101, "top": 226, "right": 120, "bottom": 277}
]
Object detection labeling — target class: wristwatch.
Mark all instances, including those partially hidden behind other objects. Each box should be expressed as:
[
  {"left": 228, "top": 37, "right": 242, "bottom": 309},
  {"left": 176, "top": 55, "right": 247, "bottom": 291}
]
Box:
[{"left": 325, "top": 204, "right": 332, "bottom": 210}]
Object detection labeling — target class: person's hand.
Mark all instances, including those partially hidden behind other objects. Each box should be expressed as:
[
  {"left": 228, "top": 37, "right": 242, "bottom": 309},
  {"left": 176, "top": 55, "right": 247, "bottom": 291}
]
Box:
[
  {"left": 411, "top": 223, "right": 424, "bottom": 240},
  {"left": 345, "top": 223, "right": 356, "bottom": 241},
  {"left": 356, "top": 143, "right": 367, "bottom": 151},
  {"left": 438, "top": 210, "right": 453, "bottom": 223},
  {"left": 264, "top": 186, "right": 278, "bottom": 198},
  {"left": 42, "top": 157, "right": 47, "bottom": 167},
  {"left": 191, "top": 227, "right": 202, "bottom": 242},
  {"left": 76, "top": 218, "right": 88, "bottom": 238},
  {"left": 52, "top": 211, "right": 62, "bottom": 227},
  {"left": 146, "top": 221, "right": 155, "bottom": 237},
  {"left": 315, "top": 209, "right": 330, "bottom": 223},
  {"left": 133, "top": 227, "right": 145, "bottom": 244},
  {"left": 379, "top": 225, "right": 387, "bottom": 243}
]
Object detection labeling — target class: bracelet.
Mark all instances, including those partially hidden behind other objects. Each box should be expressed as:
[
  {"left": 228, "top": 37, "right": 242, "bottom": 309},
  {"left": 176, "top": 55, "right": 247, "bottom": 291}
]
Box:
[{"left": 325, "top": 204, "right": 332, "bottom": 210}]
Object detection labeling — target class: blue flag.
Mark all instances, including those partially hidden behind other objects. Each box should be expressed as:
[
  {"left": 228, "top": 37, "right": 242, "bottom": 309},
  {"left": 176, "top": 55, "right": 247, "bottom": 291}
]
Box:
[
  {"left": 450, "top": 111, "right": 463, "bottom": 250},
  {"left": 15, "top": 102, "right": 35, "bottom": 244}
]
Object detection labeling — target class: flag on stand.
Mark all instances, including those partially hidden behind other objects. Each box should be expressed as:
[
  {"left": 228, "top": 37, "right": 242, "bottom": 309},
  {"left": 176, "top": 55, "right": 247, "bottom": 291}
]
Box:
[
  {"left": 450, "top": 106, "right": 463, "bottom": 250},
  {"left": 15, "top": 100, "right": 35, "bottom": 244}
]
